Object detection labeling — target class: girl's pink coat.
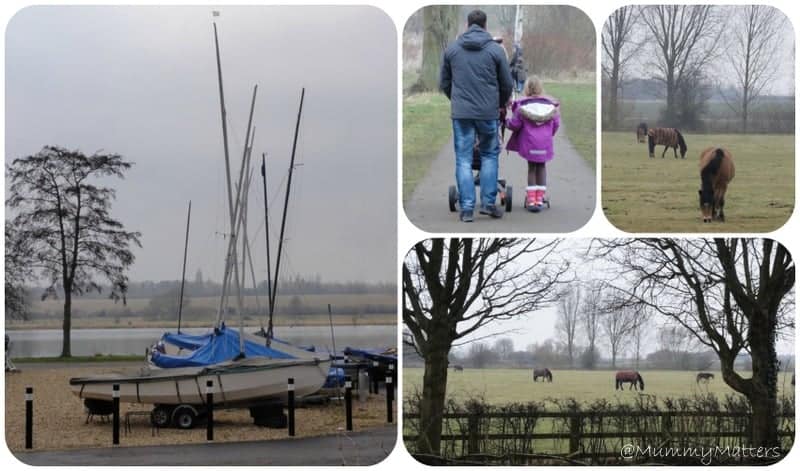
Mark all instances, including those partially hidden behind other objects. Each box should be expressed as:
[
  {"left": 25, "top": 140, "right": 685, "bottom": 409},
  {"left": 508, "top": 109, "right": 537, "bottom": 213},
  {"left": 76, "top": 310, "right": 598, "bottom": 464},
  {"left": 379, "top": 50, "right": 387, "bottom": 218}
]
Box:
[{"left": 505, "top": 96, "right": 560, "bottom": 163}]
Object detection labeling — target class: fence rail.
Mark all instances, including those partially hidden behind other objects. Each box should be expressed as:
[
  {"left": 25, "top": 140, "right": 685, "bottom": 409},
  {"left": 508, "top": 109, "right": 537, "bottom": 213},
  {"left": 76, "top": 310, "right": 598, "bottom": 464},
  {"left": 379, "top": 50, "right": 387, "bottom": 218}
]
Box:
[{"left": 403, "top": 410, "right": 795, "bottom": 464}]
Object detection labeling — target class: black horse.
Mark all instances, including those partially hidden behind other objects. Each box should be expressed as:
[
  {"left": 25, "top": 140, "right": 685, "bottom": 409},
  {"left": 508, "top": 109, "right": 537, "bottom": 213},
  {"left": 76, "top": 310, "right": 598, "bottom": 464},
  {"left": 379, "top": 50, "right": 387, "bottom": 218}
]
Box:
[
  {"left": 636, "top": 122, "right": 648, "bottom": 143},
  {"left": 615, "top": 370, "right": 645, "bottom": 391},
  {"left": 533, "top": 368, "right": 553, "bottom": 382},
  {"left": 696, "top": 372, "right": 715, "bottom": 383},
  {"left": 453, "top": 365, "right": 464, "bottom": 372}
]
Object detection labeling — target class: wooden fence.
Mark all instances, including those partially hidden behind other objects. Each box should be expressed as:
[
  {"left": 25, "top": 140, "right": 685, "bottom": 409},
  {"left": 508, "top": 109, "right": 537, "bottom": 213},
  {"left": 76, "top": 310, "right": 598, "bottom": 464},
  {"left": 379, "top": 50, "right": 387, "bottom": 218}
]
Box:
[{"left": 403, "top": 410, "right": 795, "bottom": 464}]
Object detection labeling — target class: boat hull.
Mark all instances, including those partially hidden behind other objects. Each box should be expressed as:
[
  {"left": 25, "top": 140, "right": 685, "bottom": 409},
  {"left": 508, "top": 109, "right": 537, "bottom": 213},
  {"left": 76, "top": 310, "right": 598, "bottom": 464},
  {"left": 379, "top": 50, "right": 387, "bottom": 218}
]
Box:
[{"left": 70, "top": 358, "right": 330, "bottom": 407}]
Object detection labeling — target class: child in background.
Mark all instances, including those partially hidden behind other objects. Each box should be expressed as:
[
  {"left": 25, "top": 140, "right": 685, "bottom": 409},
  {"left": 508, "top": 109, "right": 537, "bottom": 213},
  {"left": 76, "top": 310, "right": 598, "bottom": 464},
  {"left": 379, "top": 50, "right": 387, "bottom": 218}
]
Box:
[{"left": 505, "top": 76, "right": 560, "bottom": 212}]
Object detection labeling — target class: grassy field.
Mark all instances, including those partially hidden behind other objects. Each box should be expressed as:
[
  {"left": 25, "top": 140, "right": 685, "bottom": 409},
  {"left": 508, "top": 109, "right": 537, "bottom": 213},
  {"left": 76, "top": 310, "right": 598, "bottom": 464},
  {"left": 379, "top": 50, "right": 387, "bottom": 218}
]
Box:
[
  {"left": 403, "top": 368, "right": 796, "bottom": 405},
  {"left": 602, "top": 132, "right": 794, "bottom": 232},
  {"left": 402, "top": 82, "right": 596, "bottom": 201},
  {"left": 545, "top": 82, "right": 596, "bottom": 168}
]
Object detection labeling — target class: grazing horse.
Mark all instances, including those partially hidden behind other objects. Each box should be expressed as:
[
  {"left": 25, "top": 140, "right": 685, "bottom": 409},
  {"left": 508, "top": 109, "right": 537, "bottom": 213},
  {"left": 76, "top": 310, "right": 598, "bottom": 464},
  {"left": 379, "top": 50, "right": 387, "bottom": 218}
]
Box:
[
  {"left": 615, "top": 370, "right": 645, "bottom": 391},
  {"left": 648, "top": 128, "right": 687, "bottom": 159},
  {"left": 533, "top": 368, "right": 553, "bottom": 382},
  {"left": 453, "top": 364, "right": 464, "bottom": 372},
  {"left": 696, "top": 372, "right": 715, "bottom": 383},
  {"left": 636, "top": 122, "right": 648, "bottom": 143},
  {"left": 698, "top": 147, "right": 735, "bottom": 223}
]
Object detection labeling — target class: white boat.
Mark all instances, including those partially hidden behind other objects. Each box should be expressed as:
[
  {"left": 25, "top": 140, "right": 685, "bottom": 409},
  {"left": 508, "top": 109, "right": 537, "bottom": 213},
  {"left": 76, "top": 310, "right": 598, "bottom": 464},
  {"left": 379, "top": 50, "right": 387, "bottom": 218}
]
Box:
[{"left": 70, "top": 356, "right": 330, "bottom": 407}]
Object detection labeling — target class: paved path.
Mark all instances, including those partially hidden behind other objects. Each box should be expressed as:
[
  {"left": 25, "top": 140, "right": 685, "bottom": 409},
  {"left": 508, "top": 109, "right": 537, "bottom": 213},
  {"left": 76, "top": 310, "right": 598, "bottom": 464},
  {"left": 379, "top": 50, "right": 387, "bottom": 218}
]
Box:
[
  {"left": 15, "top": 426, "right": 396, "bottom": 466},
  {"left": 404, "top": 124, "right": 595, "bottom": 233}
]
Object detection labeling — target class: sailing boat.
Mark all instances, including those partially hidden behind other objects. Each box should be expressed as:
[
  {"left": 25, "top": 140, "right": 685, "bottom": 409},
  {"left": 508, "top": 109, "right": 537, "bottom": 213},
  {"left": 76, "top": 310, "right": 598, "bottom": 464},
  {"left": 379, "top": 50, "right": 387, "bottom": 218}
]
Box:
[{"left": 69, "top": 22, "right": 329, "bottom": 429}]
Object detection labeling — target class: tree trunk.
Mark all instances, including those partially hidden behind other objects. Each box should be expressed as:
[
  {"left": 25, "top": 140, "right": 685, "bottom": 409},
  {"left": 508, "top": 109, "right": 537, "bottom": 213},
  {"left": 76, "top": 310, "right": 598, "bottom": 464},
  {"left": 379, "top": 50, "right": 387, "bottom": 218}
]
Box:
[
  {"left": 416, "top": 341, "right": 451, "bottom": 455},
  {"left": 747, "top": 310, "right": 779, "bottom": 447},
  {"left": 415, "top": 6, "right": 459, "bottom": 92},
  {"left": 61, "top": 292, "right": 72, "bottom": 357}
]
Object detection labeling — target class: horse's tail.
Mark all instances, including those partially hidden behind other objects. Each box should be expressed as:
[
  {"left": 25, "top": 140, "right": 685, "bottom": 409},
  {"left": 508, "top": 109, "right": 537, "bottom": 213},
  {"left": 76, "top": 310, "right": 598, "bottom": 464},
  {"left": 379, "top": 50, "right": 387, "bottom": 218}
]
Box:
[
  {"left": 700, "top": 148, "right": 725, "bottom": 205},
  {"left": 647, "top": 131, "right": 656, "bottom": 156},
  {"left": 638, "top": 373, "right": 645, "bottom": 391},
  {"left": 676, "top": 129, "right": 687, "bottom": 156}
]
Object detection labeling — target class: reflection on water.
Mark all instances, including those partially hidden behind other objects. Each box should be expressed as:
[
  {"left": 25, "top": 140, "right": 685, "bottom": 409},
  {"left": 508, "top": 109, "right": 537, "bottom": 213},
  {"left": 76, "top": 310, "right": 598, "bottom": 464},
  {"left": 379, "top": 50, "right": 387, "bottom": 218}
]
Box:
[{"left": 7, "top": 325, "right": 396, "bottom": 358}]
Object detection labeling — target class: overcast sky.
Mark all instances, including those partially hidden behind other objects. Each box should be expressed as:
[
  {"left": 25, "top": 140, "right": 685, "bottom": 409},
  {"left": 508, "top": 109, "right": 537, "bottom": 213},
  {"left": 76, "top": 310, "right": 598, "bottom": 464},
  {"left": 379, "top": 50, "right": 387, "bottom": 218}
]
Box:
[
  {"left": 6, "top": 6, "right": 397, "bottom": 284},
  {"left": 447, "top": 239, "right": 795, "bottom": 357}
]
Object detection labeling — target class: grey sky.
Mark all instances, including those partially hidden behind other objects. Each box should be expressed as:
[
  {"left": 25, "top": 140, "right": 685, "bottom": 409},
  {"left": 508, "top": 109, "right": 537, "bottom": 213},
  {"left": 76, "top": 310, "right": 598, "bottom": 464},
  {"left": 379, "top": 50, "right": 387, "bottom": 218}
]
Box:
[
  {"left": 5, "top": 6, "right": 397, "bottom": 284},
  {"left": 450, "top": 239, "right": 795, "bottom": 357}
]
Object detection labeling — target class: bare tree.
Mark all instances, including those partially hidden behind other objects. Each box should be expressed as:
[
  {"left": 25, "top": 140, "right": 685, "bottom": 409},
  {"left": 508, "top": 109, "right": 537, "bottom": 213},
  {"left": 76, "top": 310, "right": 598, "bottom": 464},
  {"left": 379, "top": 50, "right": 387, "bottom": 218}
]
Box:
[
  {"left": 411, "top": 6, "right": 460, "bottom": 93},
  {"left": 579, "top": 281, "right": 603, "bottom": 369},
  {"left": 639, "top": 5, "right": 723, "bottom": 126},
  {"left": 631, "top": 307, "right": 653, "bottom": 369},
  {"left": 403, "top": 238, "right": 567, "bottom": 455},
  {"left": 597, "top": 238, "right": 794, "bottom": 447},
  {"left": 600, "top": 302, "right": 639, "bottom": 369},
  {"left": 5, "top": 221, "right": 33, "bottom": 320},
  {"left": 6, "top": 146, "right": 142, "bottom": 357},
  {"left": 721, "top": 5, "right": 788, "bottom": 132},
  {"left": 555, "top": 285, "right": 581, "bottom": 367},
  {"left": 601, "top": 6, "right": 645, "bottom": 128},
  {"left": 493, "top": 337, "right": 515, "bottom": 362}
]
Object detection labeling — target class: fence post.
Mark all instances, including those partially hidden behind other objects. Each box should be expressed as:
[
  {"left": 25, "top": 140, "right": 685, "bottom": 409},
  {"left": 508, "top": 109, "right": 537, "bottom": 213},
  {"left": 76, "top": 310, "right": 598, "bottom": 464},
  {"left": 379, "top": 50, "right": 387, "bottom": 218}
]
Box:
[
  {"left": 467, "top": 413, "right": 480, "bottom": 455},
  {"left": 371, "top": 361, "right": 379, "bottom": 394},
  {"left": 385, "top": 370, "right": 393, "bottom": 423},
  {"left": 112, "top": 384, "right": 120, "bottom": 445},
  {"left": 345, "top": 376, "right": 353, "bottom": 431},
  {"left": 206, "top": 380, "right": 214, "bottom": 441},
  {"left": 288, "top": 377, "right": 295, "bottom": 437},
  {"left": 661, "top": 412, "right": 673, "bottom": 443},
  {"left": 25, "top": 387, "right": 33, "bottom": 449},
  {"left": 569, "top": 414, "right": 581, "bottom": 455}
]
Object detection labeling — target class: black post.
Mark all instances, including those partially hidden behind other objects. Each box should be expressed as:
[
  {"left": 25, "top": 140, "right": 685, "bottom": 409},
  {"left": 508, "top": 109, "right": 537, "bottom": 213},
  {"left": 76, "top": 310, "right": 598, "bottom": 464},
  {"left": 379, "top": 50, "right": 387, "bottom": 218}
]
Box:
[
  {"left": 385, "top": 370, "right": 393, "bottom": 423},
  {"left": 288, "top": 377, "right": 296, "bottom": 437},
  {"left": 345, "top": 376, "right": 353, "bottom": 431},
  {"left": 112, "top": 384, "right": 120, "bottom": 445},
  {"left": 371, "top": 361, "right": 379, "bottom": 394},
  {"left": 24, "top": 387, "right": 33, "bottom": 449},
  {"left": 206, "top": 380, "right": 214, "bottom": 441}
]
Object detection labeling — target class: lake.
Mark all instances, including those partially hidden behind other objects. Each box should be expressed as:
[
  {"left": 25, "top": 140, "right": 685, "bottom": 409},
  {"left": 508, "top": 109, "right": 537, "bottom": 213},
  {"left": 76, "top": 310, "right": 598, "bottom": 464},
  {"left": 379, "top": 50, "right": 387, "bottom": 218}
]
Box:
[{"left": 6, "top": 325, "right": 396, "bottom": 358}]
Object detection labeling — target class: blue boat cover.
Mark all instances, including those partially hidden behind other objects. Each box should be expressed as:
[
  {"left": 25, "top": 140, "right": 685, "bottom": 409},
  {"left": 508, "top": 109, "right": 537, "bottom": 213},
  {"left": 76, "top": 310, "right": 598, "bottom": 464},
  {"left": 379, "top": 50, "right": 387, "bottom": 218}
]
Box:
[
  {"left": 323, "top": 367, "right": 346, "bottom": 388},
  {"left": 343, "top": 347, "right": 397, "bottom": 364},
  {"left": 151, "top": 326, "right": 297, "bottom": 368}
]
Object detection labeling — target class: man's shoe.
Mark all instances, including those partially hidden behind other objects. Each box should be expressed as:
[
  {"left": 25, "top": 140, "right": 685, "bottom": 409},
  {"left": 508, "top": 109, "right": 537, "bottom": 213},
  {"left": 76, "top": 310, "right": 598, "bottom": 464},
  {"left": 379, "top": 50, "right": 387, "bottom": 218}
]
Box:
[
  {"left": 480, "top": 205, "right": 503, "bottom": 219},
  {"left": 460, "top": 210, "right": 474, "bottom": 223}
]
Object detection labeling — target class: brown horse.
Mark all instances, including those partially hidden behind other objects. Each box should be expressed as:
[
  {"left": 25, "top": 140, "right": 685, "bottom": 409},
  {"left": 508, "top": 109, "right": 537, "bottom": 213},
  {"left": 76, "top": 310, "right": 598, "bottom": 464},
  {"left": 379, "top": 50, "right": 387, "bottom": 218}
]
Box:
[
  {"left": 696, "top": 372, "right": 715, "bottom": 383},
  {"left": 533, "top": 368, "right": 553, "bottom": 382},
  {"left": 636, "top": 122, "right": 648, "bottom": 143},
  {"left": 615, "top": 370, "right": 645, "bottom": 390},
  {"left": 698, "top": 147, "right": 735, "bottom": 223}
]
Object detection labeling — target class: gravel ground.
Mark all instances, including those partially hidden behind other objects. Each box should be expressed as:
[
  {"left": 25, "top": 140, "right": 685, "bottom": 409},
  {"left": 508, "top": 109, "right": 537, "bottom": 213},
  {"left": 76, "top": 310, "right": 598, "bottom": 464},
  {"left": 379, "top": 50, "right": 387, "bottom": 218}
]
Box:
[{"left": 5, "top": 366, "right": 394, "bottom": 452}]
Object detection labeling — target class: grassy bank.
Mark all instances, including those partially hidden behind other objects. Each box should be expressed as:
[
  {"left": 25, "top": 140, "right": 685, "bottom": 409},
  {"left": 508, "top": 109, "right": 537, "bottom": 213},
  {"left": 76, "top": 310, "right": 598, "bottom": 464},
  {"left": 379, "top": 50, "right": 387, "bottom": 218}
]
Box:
[
  {"left": 545, "top": 82, "right": 596, "bottom": 168},
  {"left": 402, "top": 92, "right": 451, "bottom": 201},
  {"left": 602, "top": 132, "right": 794, "bottom": 232}
]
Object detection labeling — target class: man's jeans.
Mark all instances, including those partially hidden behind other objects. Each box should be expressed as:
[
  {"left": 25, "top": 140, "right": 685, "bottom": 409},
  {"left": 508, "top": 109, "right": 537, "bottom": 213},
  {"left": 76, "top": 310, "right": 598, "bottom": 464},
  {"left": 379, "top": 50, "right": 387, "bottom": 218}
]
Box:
[{"left": 453, "top": 118, "right": 499, "bottom": 212}]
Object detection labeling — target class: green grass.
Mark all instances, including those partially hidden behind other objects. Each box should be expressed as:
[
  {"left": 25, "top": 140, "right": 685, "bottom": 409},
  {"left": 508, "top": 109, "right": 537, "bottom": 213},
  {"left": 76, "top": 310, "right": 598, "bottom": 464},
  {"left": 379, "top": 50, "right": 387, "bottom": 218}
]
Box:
[
  {"left": 602, "top": 132, "right": 794, "bottom": 232},
  {"left": 402, "top": 92, "right": 452, "bottom": 201},
  {"left": 546, "top": 82, "right": 596, "bottom": 168},
  {"left": 403, "top": 368, "right": 796, "bottom": 405}
]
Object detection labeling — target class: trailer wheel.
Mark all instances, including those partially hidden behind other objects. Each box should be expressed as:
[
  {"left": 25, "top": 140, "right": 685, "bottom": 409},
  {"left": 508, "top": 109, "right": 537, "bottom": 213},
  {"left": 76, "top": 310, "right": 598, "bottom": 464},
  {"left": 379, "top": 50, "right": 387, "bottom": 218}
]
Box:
[
  {"left": 151, "top": 405, "right": 173, "bottom": 428},
  {"left": 448, "top": 185, "right": 458, "bottom": 212},
  {"left": 172, "top": 405, "right": 198, "bottom": 429}
]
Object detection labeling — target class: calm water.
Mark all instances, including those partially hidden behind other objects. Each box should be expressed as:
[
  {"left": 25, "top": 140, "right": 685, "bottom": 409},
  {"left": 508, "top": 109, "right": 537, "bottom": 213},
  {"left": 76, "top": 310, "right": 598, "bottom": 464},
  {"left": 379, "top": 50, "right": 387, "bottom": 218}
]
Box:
[{"left": 7, "top": 325, "right": 396, "bottom": 358}]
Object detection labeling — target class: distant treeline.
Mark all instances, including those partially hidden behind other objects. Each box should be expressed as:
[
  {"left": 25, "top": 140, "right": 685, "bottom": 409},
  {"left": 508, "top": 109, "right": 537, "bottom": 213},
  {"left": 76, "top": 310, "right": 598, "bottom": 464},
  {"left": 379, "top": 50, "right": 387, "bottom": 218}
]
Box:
[
  {"left": 26, "top": 274, "right": 396, "bottom": 300},
  {"left": 604, "top": 78, "right": 795, "bottom": 134}
]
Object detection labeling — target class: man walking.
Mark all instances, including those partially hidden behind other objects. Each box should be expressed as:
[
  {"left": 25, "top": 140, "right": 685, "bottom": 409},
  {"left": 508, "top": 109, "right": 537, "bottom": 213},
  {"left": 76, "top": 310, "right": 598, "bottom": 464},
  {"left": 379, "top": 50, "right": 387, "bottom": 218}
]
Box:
[{"left": 440, "top": 9, "right": 513, "bottom": 222}]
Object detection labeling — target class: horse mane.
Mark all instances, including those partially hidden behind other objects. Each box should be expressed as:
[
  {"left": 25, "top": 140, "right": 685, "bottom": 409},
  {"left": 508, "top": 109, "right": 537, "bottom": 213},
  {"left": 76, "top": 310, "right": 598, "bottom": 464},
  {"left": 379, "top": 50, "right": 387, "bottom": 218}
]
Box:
[
  {"left": 676, "top": 129, "right": 687, "bottom": 156},
  {"left": 700, "top": 148, "right": 725, "bottom": 205}
]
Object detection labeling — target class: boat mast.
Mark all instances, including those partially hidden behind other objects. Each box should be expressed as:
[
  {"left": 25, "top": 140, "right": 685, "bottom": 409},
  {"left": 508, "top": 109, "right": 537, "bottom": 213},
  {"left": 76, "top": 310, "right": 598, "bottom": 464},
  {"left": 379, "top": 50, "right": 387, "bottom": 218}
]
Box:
[
  {"left": 177, "top": 200, "right": 192, "bottom": 333},
  {"left": 268, "top": 88, "right": 305, "bottom": 342},
  {"left": 260, "top": 152, "right": 273, "bottom": 339}
]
